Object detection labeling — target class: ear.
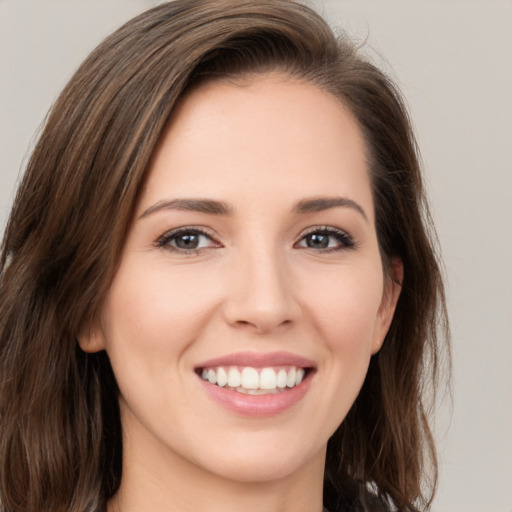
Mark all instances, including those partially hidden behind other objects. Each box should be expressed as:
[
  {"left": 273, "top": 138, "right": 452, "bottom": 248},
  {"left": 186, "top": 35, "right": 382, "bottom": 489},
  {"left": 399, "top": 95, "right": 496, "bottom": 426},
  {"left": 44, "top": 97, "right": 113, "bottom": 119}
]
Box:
[
  {"left": 371, "top": 257, "right": 403, "bottom": 354},
  {"left": 77, "top": 317, "right": 106, "bottom": 353}
]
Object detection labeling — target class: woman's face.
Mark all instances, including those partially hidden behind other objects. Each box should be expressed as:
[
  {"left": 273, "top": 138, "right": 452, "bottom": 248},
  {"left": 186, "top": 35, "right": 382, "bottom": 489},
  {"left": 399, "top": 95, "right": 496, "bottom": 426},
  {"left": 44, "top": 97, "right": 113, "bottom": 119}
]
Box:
[{"left": 81, "top": 74, "right": 400, "bottom": 485}]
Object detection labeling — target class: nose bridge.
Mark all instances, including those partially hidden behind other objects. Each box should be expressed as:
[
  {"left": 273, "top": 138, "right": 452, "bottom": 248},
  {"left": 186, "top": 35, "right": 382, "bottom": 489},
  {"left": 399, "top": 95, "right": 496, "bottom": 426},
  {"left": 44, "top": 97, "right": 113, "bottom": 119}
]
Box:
[{"left": 224, "top": 239, "right": 298, "bottom": 333}]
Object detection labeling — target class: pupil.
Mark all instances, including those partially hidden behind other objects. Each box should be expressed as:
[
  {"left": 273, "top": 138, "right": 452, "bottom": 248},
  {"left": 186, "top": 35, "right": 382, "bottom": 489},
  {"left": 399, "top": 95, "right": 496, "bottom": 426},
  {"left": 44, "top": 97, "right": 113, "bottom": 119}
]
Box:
[
  {"left": 176, "top": 234, "right": 198, "bottom": 249},
  {"left": 308, "top": 233, "right": 328, "bottom": 248}
]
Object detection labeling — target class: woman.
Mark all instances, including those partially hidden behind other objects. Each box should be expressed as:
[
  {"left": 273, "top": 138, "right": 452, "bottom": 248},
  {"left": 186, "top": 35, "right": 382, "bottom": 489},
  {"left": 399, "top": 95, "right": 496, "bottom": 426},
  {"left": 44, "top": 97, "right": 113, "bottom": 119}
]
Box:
[{"left": 0, "top": 1, "right": 449, "bottom": 511}]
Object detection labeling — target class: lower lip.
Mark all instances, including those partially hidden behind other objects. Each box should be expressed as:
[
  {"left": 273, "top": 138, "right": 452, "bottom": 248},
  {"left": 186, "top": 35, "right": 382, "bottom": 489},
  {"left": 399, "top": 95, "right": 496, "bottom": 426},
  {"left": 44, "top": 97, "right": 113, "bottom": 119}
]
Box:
[{"left": 197, "top": 373, "right": 313, "bottom": 417}]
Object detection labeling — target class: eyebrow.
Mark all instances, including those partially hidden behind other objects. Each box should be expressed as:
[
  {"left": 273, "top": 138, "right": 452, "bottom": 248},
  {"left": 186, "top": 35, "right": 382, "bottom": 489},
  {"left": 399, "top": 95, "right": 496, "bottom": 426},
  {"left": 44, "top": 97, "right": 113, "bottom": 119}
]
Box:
[
  {"left": 139, "top": 196, "right": 368, "bottom": 222},
  {"left": 292, "top": 197, "right": 368, "bottom": 222},
  {"left": 140, "top": 198, "right": 232, "bottom": 218}
]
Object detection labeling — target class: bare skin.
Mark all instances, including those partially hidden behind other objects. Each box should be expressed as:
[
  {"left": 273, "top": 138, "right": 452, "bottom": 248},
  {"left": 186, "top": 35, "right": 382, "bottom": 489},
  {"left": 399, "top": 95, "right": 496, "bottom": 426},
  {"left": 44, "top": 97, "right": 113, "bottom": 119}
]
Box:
[{"left": 80, "top": 73, "right": 401, "bottom": 512}]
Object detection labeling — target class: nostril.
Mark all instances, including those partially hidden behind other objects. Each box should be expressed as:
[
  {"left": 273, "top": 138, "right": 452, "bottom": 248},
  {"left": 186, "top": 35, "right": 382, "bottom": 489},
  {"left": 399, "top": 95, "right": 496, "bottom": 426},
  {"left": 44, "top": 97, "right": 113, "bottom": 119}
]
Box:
[{"left": 230, "top": 317, "right": 295, "bottom": 336}]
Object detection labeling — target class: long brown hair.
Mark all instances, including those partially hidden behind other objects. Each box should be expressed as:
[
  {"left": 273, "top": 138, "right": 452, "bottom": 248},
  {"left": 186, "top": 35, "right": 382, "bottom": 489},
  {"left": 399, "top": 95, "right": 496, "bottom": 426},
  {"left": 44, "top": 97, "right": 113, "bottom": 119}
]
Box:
[{"left": 0, "top": 1, "right": 449, "bottom": 511}]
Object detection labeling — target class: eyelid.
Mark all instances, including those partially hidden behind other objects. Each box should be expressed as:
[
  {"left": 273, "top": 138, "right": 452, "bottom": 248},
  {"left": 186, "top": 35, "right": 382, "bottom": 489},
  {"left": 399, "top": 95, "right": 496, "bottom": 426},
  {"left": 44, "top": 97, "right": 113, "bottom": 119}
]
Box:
[
  {"left": 295, "top": 225, "right": 356, "bottom": 251},
  {"left": 155, "top": 226, "right": 222, "bottom": 253},
  {"left": 154, "top": 224, "right": 355, "bottom": 254}
]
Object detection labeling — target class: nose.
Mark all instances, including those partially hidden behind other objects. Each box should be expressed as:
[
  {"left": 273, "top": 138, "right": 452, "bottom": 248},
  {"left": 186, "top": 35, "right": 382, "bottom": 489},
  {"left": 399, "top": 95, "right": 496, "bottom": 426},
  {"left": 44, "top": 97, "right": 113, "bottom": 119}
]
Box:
[{"left": 222, "top": 247, "right": 300, "bottom": 335}]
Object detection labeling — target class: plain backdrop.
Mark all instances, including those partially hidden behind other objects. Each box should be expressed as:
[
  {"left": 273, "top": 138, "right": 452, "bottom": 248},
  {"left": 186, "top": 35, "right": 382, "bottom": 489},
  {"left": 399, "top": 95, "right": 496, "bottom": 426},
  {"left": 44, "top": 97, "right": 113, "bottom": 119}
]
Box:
[{"left": 0, "top": 1, "right": 511, "bottom": 511}]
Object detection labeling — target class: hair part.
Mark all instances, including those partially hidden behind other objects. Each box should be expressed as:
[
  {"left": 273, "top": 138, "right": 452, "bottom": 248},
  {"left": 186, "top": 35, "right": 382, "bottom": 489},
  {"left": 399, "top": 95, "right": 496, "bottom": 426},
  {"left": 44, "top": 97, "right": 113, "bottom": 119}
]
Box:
[{"left": 0, "top": 1, "right": 449, "bottom": 511}]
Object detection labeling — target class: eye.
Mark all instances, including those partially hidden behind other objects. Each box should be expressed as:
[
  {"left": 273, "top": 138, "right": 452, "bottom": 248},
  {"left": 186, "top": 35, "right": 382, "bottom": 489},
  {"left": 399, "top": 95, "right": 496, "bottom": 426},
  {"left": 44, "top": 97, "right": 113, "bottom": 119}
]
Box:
[
  {"left": 156, "top": 227, "right": 220, "bottom": 253},
  {"left": 295, "top": 227, "right": 355, "bottom": 252}
]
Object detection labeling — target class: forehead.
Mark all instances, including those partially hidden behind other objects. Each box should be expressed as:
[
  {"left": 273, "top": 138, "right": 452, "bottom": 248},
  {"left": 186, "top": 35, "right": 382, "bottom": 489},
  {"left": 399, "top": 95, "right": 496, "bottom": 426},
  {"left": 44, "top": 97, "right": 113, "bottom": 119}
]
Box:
[{"left": 139, "top": 74, "right": 373, "bottom": 219}]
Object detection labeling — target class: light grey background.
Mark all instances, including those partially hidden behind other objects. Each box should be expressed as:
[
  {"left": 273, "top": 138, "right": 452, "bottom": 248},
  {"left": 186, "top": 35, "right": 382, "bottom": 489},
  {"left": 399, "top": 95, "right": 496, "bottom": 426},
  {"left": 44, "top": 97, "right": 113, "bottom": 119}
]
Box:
[{"left": 1, "top": 1, "right": 511, "bottom": 511}]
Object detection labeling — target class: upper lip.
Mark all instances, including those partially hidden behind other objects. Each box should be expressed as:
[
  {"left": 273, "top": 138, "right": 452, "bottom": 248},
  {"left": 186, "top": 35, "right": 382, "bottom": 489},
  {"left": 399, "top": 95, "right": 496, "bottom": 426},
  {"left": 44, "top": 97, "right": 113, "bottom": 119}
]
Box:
[{"left": 195, "top": 351, "right": 316, "bottom": 369}]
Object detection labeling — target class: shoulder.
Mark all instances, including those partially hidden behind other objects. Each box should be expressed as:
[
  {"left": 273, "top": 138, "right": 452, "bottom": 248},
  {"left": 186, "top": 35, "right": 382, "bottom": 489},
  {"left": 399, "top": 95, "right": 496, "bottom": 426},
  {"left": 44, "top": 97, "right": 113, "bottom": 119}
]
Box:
[
  {"left": 326, "top": 487, "right": 396, "bottom": 512},
  {"left": 325, "top": 479, "right": 420, "bottom": 512},
  {"left": 330, "top": 494, "right": 419, "bottom": 512}
]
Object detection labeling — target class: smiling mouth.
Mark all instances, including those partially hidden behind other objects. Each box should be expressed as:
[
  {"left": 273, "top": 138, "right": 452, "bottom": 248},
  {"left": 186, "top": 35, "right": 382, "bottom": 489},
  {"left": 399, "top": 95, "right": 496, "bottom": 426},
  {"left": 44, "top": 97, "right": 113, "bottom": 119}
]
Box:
[{"left": 196, "top": 365, "right": 311, "bottom": 395}]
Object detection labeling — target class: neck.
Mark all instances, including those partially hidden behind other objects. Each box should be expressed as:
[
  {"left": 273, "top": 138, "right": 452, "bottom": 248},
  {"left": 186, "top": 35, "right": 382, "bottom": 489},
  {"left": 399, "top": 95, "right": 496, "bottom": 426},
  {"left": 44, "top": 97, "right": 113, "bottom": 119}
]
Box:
[
  {"left": 109, "top": 417, "right": 326, "bottom": 512},
  {"left": 110, "top": 473, "right": 325, "bottom": 512}
]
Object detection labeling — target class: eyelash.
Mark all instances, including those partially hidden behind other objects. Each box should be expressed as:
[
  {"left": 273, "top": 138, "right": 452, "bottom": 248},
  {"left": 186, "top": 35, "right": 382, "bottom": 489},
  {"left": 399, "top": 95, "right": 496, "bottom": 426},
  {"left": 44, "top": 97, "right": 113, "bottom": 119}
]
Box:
[
  {"left": 294, "top": 226, "right": 356, "bottom": 253},
  {"left": 155, "top": 225, "right": 356, "bottom": 255},
  {"left": 155, "top": 227, "right": 221, "bottom": 254}
]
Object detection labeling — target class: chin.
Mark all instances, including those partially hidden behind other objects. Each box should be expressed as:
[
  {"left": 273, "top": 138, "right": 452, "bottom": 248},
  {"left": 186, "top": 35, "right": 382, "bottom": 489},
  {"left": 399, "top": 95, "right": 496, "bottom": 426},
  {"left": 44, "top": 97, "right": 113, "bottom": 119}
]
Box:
[
  {"left": 202, "top": 451, "right": 315, "bottom": 484},
  {"left": 187, "top": 430, "right": 327, "bottom": 484}
]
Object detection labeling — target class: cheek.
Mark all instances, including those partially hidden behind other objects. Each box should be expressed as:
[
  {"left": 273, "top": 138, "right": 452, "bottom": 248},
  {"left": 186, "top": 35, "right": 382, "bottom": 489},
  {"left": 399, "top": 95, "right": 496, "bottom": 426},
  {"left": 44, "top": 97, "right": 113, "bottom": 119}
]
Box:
[
  {"left": 100, "top": 259, "right": 223, "bottom": 363},
  {"left": 300, "top": 261, "right": 385, "bottom": 371},
  {"left": 97, "top": 260, "right": 225, "bottom": 430}
]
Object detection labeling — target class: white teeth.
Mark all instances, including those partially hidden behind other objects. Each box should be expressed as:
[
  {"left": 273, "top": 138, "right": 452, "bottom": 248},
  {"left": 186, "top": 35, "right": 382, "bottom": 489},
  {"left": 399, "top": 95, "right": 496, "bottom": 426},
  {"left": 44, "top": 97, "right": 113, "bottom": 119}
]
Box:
[
  {"left": 276, "top": 369, "right": 287, "bottom": 388},
  {"left": 207, "top": 369, "right": 217, "bottom": 385},
  {"left": 216, "top": 367, "right": 228, "bottom": 387},
  {"left": 241, "top": 367, "right": 259, "bottom": 390},
  {"left": 259, "top": 367, "right": 277, "bottom": 390},
  {"left": 286, "top": 367, "right": 296, "bottom": 388},
  {"left": 200, "top": 365, "right": 308, "bottom": 392},
  {"left": 247, "top": 389, "right": 278, "bottom": 395},
  {"left": 227, "top": 367, "right": 241, "bottom": 387}
]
